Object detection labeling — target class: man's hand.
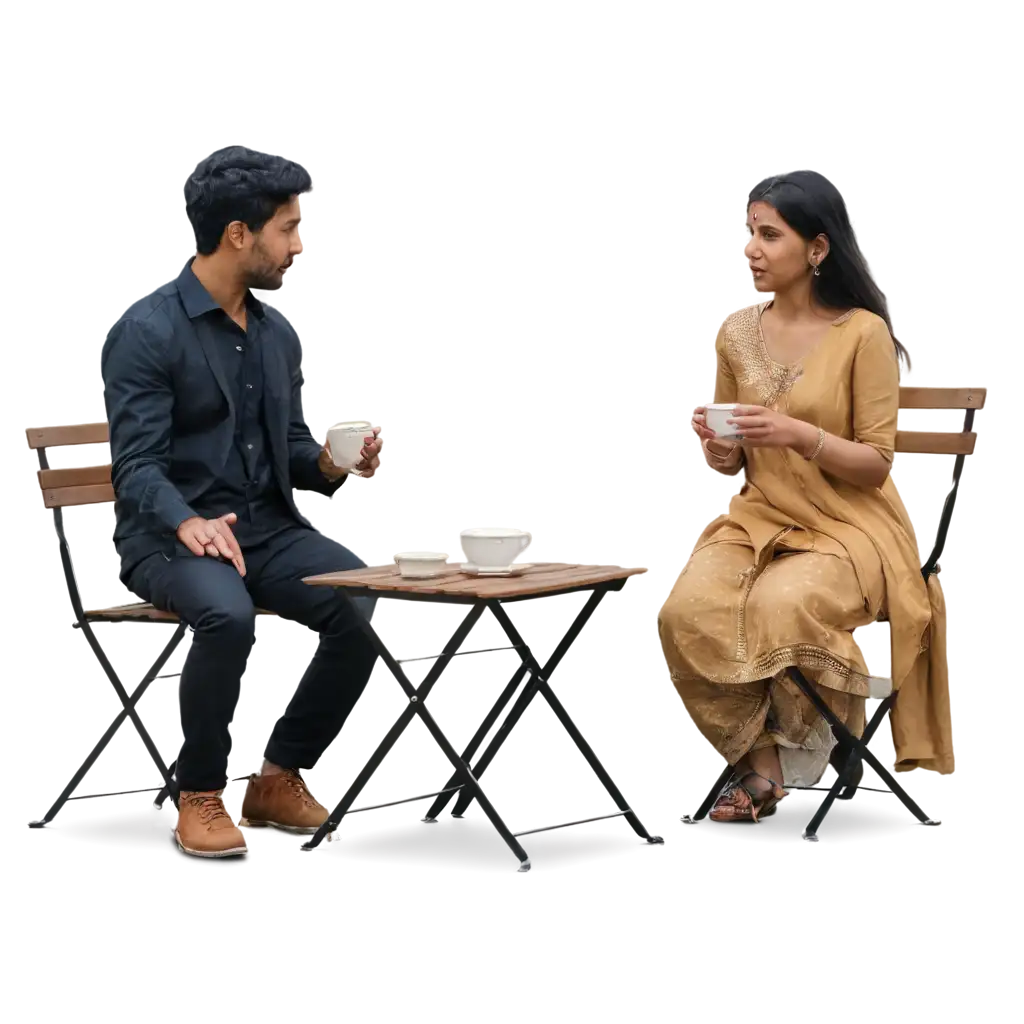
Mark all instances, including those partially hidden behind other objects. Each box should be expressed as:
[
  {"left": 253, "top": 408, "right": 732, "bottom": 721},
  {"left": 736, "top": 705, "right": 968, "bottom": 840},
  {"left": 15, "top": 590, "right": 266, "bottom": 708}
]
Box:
[
  {"left": 318, "top": 427, "right": 384, "bottom": 480},
  {"left": 176, "top": 513, "right": 246, "bottom": 576}
]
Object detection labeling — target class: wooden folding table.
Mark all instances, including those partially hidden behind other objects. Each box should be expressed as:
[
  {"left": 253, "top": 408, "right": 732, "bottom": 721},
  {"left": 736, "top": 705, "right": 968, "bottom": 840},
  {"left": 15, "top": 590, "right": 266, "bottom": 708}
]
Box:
[{"left": 300, "top": 562, "right": 663, "bottom": 871}]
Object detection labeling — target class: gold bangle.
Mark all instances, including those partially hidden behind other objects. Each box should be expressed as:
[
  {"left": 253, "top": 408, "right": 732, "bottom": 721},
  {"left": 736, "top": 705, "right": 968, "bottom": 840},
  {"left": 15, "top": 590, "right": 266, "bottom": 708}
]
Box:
[{"left": 805, "top": 427, "right": 826, "bottom": 461}]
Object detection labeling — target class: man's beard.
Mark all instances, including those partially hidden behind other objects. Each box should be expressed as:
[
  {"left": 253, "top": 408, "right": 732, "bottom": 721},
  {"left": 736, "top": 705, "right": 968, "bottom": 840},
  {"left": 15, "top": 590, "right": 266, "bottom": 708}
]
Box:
[
  {"left": 245, "top": 244, "right": 294, "bottom": 296},
  {"left": 242, "top": 262, "right": 284, "bottom": 294}
]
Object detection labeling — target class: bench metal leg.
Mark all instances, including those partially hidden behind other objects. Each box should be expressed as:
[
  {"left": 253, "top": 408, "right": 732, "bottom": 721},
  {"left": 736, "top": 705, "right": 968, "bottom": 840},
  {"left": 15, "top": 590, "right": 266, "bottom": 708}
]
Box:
[
  {"left": 787, "top": 671, "right": 940, "bottom": 840},
  {"left": 27, "top": 610, "right": 188, "bottom": 827},
  {"left": 28, "top": 704, "right": 169, "bottom": 831}
]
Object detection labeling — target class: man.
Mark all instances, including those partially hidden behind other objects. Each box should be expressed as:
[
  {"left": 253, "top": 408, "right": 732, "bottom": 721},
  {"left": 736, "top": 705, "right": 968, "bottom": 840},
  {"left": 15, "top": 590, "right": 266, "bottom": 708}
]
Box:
[{"left": 102, "top": 145, "right": 383, "bottom": 858}]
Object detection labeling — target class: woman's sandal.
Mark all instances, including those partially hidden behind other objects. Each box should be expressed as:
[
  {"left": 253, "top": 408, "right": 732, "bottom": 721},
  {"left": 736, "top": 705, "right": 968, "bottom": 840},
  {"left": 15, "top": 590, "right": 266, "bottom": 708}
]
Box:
[{"left": 709, "top": 770, "right": 787, "bottom": 823}]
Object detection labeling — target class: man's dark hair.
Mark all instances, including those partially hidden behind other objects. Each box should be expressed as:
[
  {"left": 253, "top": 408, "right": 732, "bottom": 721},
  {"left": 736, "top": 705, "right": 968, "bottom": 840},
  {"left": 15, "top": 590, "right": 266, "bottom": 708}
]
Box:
[{"left": 184, "top": 146, "right": 312, "bottom": 255}]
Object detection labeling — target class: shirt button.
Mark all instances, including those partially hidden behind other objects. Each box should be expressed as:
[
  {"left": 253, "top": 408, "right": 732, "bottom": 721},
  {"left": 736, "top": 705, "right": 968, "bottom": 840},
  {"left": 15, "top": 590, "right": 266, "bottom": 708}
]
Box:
[
  {"left": 247, "top": 444, "right": 253, "bottom": 450},
  {"left": 246, "top": 384, "right": 253, "bottom": 389},
  {"left": 236, "top": 345, "right": 244, "bottom": 352}
]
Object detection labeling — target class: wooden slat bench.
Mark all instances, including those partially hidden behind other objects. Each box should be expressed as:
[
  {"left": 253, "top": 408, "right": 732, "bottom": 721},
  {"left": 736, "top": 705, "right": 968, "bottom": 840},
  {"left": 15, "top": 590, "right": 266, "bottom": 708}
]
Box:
[{"left": 25, "top": 419, "right": 288, "bottom": 827}]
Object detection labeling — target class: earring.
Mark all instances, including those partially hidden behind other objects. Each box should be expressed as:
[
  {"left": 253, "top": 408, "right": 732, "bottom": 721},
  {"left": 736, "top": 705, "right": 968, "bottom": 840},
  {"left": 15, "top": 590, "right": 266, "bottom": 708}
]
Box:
[{"left": 812, "top": 263, "right": 821, "bottom": 277}]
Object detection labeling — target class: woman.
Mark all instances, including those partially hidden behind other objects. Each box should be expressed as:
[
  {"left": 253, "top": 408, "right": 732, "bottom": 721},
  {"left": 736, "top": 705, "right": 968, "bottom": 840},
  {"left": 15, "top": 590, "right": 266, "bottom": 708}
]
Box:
[{"left": 658, "top": 170, "right": 952, "bottom": 823}]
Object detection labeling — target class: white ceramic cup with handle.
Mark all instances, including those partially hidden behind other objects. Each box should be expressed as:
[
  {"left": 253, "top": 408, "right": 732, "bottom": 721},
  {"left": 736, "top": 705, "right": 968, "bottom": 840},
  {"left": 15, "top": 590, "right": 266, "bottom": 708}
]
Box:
[
  {"left": 458, "top": 528, "right": 532, "bottom": 569},
  {"left": 327, "top": 420, "right": 375, "bottom": 475}
]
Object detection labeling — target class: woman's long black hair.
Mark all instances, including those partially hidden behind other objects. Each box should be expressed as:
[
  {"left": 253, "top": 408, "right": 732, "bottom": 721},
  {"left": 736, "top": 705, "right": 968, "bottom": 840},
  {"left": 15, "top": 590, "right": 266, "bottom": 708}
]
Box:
[{"left": 749, "top": 170, "right": 910, "bottom": 368}]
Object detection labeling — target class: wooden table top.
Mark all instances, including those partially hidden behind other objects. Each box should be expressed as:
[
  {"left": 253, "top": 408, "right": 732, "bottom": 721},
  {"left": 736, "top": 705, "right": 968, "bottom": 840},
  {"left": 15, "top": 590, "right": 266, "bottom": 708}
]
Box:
[{"left": 303, "top": 562, "right": 647, "bottom": 599}]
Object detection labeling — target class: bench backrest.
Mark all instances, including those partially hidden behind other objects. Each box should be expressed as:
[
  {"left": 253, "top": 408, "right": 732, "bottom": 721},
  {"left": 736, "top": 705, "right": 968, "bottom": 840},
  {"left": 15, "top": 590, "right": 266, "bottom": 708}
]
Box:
[
  {"left": 896, "top": 387, "right": 985, "bottom": 455},
  {"left": 26, "top": 423, "right": 113, "bottom": 508}
]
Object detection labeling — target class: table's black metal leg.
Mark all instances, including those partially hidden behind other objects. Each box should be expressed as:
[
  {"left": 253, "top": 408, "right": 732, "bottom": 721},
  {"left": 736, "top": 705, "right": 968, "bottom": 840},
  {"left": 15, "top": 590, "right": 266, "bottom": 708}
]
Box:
[
  {"left": 307, "top": 598, "right": 536, "bottom": 864},
  {"left": 307, "top": 688, "right": 479, "bottom": 856},
  {"left": 153, "top": 761, "right": 176, "bottom": 809},
  {"left": 421, "top": 589, "right": 610, "bottom": 819},
  {"left": 305, "top": 602, "right": 477, "bottom": 851},
  {"left": 436, "top": 770, "right": 532, "bottom": 868},
  {"left": 303, "top": 705, "right": 419, "bottom": 851},
  {"left": 489, "top": 589, "right": 663, "bottom": 843},
  {"left": 309, "top": 693, "right": 531, "bottom": 868}
]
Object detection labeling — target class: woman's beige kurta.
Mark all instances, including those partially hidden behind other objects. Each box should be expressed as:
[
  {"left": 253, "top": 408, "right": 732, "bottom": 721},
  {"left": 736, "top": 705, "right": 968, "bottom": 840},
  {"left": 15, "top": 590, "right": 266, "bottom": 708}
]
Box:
[{"left": 658, "top": 304, "right": 952, "bottom": 779}]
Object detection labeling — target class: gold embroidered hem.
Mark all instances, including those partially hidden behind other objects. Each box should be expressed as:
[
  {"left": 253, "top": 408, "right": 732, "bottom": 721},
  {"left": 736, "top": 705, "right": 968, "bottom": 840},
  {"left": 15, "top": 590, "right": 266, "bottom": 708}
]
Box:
[
  {"left": 659, "top": 539, "right": 873, "bottom": 786},
  {"left": 667, "top": 639, "right": 873, "bottom": 695}
]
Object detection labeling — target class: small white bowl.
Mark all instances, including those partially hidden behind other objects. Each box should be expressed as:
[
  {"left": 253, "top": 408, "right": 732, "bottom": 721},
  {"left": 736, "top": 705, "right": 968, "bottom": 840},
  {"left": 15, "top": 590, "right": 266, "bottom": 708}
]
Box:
[{"left": 389, "top": 552, "right": 450, "bottom": 577}]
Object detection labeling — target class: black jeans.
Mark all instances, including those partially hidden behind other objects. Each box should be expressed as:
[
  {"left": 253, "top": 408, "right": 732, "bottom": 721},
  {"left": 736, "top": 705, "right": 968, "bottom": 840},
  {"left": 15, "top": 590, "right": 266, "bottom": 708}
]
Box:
[{"left": 128, "top": 527, "right": 377, "bottom": 792}]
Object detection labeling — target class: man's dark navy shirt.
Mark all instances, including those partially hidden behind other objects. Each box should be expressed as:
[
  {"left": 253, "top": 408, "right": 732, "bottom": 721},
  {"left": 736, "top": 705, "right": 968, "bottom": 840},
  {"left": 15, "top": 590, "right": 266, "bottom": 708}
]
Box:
[
  {"left": 103, "top": 260, "right": 346, "bottom": 579},
  {"left": 174, "top": 265, "right": 299, "bottom": 547}
]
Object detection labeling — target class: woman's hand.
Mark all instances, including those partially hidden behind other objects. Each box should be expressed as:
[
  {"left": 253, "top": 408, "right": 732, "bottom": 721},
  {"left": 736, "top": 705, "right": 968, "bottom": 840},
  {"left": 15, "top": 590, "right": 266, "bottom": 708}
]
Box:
[
  {"left": 691, "top": 406, "right": 717, "bottom": 442},
  {"left": 694, "top": 404, "right": 742, "bottom": 472},
  {"left": 728, "top": 405, "right": 817, "bottom": 454}
]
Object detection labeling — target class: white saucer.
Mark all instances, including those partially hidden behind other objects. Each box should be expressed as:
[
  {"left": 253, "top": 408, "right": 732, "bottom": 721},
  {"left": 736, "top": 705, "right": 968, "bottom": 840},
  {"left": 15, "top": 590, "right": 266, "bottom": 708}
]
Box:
[{"left": 461, "top": 563, "right": 532, "bottom": 578}]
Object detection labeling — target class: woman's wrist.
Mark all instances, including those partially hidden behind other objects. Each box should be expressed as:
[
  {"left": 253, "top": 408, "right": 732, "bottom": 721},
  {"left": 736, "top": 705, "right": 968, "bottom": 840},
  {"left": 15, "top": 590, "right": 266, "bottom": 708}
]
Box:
[
  {"left": 704, "top": 437, "right": 737, "bottom": 459},
  {"left": 703, "top": 438, "right": 741, "bottom": 470},
  {"left": 789, "top": 419, "right": 823, "bottom": 459}
]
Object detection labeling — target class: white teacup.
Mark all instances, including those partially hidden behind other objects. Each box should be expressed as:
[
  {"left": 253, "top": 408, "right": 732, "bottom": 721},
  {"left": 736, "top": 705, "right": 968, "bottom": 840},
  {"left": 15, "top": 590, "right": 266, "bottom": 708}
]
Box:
[
  {"left": 460, "top": 528, "right": 532, "bottom": 570},
  {"left": 704, "top": 403, "right": 742, "bottom": 440},
  {"left": 327, "top": 421, "right": 375, "bottom": 474}
]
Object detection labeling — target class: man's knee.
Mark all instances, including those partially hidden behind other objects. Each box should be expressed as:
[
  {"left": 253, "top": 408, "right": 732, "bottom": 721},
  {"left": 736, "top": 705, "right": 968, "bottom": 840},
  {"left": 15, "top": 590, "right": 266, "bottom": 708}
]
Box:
[
  {"left": 321, "top": 592, "right": 376, "bottom": 639},
  {"left": 195, "top": 599, "right": 256, "bottom": 646},
  {"left": 320, "top": 537, "right": 368, "bottom": 575}
]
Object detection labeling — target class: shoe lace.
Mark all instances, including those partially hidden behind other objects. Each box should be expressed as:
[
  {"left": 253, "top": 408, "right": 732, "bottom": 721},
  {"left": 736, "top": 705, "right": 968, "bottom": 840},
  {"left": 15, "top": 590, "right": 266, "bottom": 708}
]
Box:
[
  {"left": 281, "top": 769, "right": 316, "bottom": 808},
  {"left": 186, "top": 793, "right": 231, "bottom": 825}
]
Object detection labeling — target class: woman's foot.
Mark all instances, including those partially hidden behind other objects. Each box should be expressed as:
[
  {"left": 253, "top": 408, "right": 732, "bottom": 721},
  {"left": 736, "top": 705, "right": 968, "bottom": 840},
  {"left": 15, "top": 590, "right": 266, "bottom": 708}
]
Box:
[{"left": 709, "top": 771, "right": 787, "bottom": 823}]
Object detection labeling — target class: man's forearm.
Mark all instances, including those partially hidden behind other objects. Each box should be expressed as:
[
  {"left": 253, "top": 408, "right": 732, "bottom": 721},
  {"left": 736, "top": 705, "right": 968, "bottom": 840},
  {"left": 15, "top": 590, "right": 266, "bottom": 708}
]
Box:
[
  {"left": 290, "top": 442, "right": 346, "bottom": 495},
  {"left": 111, "top": 455, "right": 197, "bottom": 531}
]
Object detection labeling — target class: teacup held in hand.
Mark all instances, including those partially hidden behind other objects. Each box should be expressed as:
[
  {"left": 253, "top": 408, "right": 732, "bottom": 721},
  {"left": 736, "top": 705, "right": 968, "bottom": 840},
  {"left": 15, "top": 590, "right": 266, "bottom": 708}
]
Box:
[
  {"left": 704, "top": 404, "right": 742, "bottom": 440},
  {"left": 327, "top": 421, "right": 374, "bottom": 474}
]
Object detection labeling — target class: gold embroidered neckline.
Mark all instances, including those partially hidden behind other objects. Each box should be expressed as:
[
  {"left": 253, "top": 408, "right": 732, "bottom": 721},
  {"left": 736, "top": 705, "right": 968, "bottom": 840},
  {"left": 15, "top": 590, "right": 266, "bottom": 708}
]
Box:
[
  {"left": 722, "top": 304, "right": 858, "bottom": 408},
  {"left": 757, "top": 302, "right": 856, "bottom": 371}
]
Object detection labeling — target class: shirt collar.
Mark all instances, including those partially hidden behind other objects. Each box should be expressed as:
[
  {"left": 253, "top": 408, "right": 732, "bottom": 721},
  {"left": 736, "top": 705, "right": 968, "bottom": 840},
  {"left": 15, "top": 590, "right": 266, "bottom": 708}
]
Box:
[{"left": 176, "top": 258, "right": 266, "bottom": 321}]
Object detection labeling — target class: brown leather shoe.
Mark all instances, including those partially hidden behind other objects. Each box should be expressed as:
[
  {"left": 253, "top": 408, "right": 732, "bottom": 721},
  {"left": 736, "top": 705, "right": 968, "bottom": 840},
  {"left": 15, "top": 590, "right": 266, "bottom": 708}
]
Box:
[
  {"left": 174, "top": 790, "right": 247, "bottom": 858},
  {"left": 238, "top": 769, "right": 329, "bottom": 834}
]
